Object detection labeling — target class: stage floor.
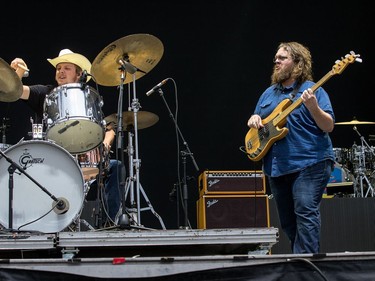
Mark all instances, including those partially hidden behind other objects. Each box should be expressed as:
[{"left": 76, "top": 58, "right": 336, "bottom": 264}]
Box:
[{"left": 1, "top": 227, "right": 375, "bottom": 280}]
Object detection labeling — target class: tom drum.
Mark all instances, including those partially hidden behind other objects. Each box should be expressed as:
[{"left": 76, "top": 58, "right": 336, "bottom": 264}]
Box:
[{"left": 44, "top": 83, "right": 105, "bottom": 154}]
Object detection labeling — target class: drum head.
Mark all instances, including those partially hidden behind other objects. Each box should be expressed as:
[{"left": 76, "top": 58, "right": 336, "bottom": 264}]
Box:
[{"left": 0, "top": 140, "right": 85, "bottom": 233}]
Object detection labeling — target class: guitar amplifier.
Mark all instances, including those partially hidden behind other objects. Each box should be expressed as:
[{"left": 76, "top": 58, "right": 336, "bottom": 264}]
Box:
[
  {"left": 198, "top": 170, "right": 265, "bottom": 197},
  {"left": 196, "top": 194, "right": 270, "bottom": 229}
]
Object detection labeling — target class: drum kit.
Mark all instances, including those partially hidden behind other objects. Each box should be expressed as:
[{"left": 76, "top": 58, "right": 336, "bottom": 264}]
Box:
[
  {"left": 333, "top": 119, "right": 375, "bottom": 197},
  {"left": 0, "top": 34, "right": 166, "bottom": 233}
]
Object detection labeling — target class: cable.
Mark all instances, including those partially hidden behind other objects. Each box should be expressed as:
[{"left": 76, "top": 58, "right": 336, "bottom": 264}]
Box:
[{"left": 287, "top": 257, "right": 329, "bottom": 281}]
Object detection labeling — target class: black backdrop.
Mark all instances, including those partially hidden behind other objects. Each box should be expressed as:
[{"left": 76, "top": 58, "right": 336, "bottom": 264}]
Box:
[{"left": 0, "top": 0, "right": 373, "bottom": 229}]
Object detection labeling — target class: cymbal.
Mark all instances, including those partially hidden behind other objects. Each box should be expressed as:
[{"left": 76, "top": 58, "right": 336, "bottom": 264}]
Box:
[
  {"left": 91, "top": 34, "right": 164, "bottom": 86},
  {"left": 0, "top": 57, "right": 23, "bottom": 102},
  {"left": 335, "top": 119, "right": 375, "bottom": 125},
  {"left": 105, "top": 111, "right": 159, "bottom": 130}
]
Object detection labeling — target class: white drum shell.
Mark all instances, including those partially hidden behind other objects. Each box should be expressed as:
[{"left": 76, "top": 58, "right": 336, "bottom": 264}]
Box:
[{"left": 0, "top": 140, "right": 85, "bottom": 233}]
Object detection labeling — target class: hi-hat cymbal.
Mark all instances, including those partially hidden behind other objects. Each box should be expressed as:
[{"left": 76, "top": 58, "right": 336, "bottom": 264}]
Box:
[
  {"left": 335, "top": 119, "right": 375, "bottom": 125},
  {"left": 91, "top": 34, "right": 164, "bottom": 86},
  {"left": 0, "top": 57, "right": 23, "bottom": 102},
  {"left": 105, "top": 111, "right": 159, "bottom": 130}
]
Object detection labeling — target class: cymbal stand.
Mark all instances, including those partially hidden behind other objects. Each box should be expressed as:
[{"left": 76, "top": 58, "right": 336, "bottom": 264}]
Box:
[
  {"left": 117, "top": 60, "right": 165, "bottom": 229},
  {"left": 353, "top": 126, "right": 375, "bottom": 197}
]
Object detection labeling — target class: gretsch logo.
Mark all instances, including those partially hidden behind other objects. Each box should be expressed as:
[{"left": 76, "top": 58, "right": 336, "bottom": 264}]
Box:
[{"left": 19, "top": 149, "right": 45, "bottom": 169}]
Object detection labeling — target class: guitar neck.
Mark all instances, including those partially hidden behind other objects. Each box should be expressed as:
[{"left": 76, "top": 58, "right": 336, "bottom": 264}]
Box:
[{"left": 274, "top": 70, "right": 335, "bottom": 124}]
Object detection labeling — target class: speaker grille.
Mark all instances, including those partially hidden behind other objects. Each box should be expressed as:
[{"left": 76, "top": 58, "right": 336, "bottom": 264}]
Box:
[{"left": 197, "top": 195, "right": 269, "bottom": 229}]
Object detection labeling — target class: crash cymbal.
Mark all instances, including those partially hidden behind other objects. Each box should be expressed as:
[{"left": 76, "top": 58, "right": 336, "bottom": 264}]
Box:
[
  {"left": 0, "top": 57, "right": 23, "bottom": 102},
  {"left": 105, "top": 111, "right": 159, "bottom": 130},
  {"left": 91, "top": 34, "right": 164, "bottom": 86},
  {"left": 335, "top": 119, "right": 375, "bottom": 125}
]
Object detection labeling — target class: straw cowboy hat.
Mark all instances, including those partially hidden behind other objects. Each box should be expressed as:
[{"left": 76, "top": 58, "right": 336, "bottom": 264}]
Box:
[{"left": 47, "top": 49, "right": 92, "bottom": 82}]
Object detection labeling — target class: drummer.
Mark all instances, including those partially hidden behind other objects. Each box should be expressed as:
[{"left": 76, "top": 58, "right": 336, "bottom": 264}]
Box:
[{"left": 10, "top": 49, "right": 125, "bottom": 226}]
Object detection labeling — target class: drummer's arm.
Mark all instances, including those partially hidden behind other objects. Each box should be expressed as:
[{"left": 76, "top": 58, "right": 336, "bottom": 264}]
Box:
[
  {"left": 103, "top": 123, "right": 116, "bottom": 151},
  {"left": 20, "top": 86, "right": 30, "bottom": 100},
  {"left": 10, "top": 58, "right": 30, "bottom": 100}
]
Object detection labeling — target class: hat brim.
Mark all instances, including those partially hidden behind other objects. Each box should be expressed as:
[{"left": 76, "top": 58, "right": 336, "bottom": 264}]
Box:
[{"left": 47, "top": 53, "right": 92, "bottom": 82}]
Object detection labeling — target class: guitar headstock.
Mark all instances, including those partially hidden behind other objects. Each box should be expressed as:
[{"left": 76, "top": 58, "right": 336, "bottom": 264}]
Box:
[{"left": 332, "top": 51, "right": 362, "bottom": 75}]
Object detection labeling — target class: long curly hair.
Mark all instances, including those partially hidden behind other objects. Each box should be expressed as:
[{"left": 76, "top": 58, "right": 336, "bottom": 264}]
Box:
[{"left": 271, "top": 42, "right": 313, "bottom": 87}]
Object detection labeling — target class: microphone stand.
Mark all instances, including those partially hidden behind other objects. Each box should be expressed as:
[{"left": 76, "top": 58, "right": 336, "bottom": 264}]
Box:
[
  {"left": 157, "top": 88, "right": 199, "bottom": 228},
  {"left": 0, "top": 150, "right": 64, "bottom": 230}
]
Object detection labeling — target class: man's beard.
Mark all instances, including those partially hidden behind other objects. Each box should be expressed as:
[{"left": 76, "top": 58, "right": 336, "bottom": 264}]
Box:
[{"left": 272, "top": 64, "right": 293, "bottom": 84}]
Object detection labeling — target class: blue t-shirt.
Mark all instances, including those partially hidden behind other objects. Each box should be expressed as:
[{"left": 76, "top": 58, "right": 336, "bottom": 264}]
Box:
[{"left": 254, "top": 81, "right": 335, "bottom": 177}]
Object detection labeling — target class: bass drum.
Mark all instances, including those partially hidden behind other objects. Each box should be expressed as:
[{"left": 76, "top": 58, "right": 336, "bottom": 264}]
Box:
[{"left": 0, "top": 140, "right": 85, "bottom": 233}]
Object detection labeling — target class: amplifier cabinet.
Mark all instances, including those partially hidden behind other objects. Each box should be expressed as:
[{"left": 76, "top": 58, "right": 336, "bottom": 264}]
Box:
[
  {"left": 197, "top": 195, "right": 270, "bottom": 229},
  {"left": 198, "top": 170, "right": 265, "bottom": 196}
]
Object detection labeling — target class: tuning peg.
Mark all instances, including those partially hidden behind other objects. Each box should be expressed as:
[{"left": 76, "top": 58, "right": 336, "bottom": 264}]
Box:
[{"left": 349, "top": 51, "right": 363, "bottom": 63}]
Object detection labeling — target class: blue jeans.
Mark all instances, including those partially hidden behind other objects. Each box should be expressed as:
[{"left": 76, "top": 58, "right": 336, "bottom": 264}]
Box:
[
  {"left": 268, "top": 160, "right": 333, "bottom": 253},
  {"left": 103, "top": 159, "right": 125, "bottom": 221}
]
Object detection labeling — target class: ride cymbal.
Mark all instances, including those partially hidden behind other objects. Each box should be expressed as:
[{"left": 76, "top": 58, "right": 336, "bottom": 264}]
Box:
[
  {"left": 335, "top": 119, "right": 375, "bottom": 125},
  {"left": 91, "top": 34, "right": 164, "bottom": 86},
  {"left": 0, "top": 57, "right": 23, "bottom": 102},
  {"left": 105, "top": 111, "right": 159, "bottom": 130}
]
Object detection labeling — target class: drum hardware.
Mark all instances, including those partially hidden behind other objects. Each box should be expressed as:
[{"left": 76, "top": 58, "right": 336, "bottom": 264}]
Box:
[
  {"left": 92, "top": 34, "right": 165, "bottom": 229},
  {"left": 352, "top": 126, "right": 375, "bottom": 197},
  {"left": 118, "top": 71, "right": 165, "bottom": 229},
  {"left": 0, "top": 140, "right": 85, "bottom": 233},
  {"left": 27, "top": 117, "right": 46, "bottom": 140}
]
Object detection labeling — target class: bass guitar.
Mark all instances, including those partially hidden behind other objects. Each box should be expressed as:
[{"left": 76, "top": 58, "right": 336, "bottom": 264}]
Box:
[{"left": 244, "top": 51, "right": 361, "bottom": 162}]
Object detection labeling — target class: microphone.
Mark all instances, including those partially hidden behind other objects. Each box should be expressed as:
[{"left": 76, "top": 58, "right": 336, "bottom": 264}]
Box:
[
  {"left": 146, "top": 79, "right": 169, "bottom": 96},
  {"left": 79, "top": 70, "right": 88, "bottom": 83},
  {"left": 53, "top": 197, "right": 70, "bottom": 214}
]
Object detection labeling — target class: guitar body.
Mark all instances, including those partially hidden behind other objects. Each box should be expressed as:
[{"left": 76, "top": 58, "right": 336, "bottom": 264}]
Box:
[{"left": 245, "top": 99, "right": 291, "bottom": 161}]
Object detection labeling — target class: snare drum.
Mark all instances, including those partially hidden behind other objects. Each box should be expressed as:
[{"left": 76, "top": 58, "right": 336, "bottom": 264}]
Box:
[
  {"left": 0, "top": 140, "right": 85, "bottom": 233},
  {"left": 44, "top": 83, "right": 105, "bottom": 154},
  {"left": 75, "top": 146, "right": 110, "bottom": 182}
]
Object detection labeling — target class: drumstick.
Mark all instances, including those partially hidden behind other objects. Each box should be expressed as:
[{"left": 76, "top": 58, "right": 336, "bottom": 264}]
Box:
[
  {"left": 17, "top": 63, "right": 30, "bottom": 72},
  {"left": 17, "top": 63, "right": 30, "bottom": 77}
]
